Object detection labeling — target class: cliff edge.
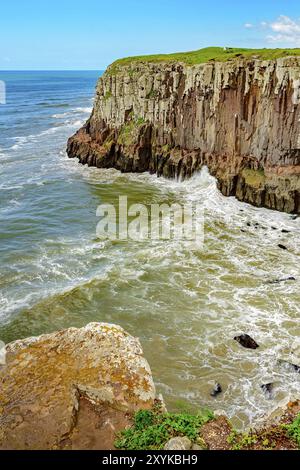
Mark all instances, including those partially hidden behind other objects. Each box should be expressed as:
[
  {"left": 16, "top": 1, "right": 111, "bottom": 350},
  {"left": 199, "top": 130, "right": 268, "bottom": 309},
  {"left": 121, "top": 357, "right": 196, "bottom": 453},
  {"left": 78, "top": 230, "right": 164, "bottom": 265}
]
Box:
[{"left": 67, "top": 47, "right": 300, "bottom": 213}]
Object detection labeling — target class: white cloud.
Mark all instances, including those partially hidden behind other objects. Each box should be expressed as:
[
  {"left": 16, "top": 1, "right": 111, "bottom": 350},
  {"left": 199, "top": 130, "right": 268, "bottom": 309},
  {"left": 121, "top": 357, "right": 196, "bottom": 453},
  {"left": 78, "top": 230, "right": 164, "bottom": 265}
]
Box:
[
  {"left": 245, "top": 15, "right": 300, "bottom": 46},
  {"left": 270, "top": 15, "right": 300, "bottom": 34},
  {"left": 265, "top": 15, "right": 300, "bottom": 46}
]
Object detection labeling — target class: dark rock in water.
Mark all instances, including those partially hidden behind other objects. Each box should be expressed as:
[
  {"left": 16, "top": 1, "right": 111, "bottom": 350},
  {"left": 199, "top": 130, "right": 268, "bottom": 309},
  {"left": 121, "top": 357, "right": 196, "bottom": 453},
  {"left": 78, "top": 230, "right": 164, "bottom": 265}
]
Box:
[
  {"left": 241, "top": 229, "right": 246, "bottom": 233},
  {"left": 278, "top": 359, "right": 300, "bottom": 373},
  {"left": 234, "top": 334, "right": 259, "bottom": 350},
  {"left": 261, "top": 383, "right": 274, "bottom": 398},
  {"left": 247, "top": 222, "right": 251, "bottom": 227},
  {"left": 271, "top": 226, "right": 277, "bottom": 230},
  {"left": 210, "top": 383, "right": 222, "bottom": 397},
  {"left": 278, "top": 244, "right": 287, "bottom": 250},
  {"left": 267, "top": 276, "right": 296, "bottom": 284},
  {"left": 291, "top": 215, "right": 298, "bottom": 220},
  {"left": 281, "top": 229, "right": 291, "bottom": 234}
]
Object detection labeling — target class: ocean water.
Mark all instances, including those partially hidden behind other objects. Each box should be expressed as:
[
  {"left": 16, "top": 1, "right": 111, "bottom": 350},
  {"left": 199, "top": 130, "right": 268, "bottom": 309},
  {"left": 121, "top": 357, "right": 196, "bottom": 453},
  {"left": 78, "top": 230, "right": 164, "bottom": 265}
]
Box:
[{"left": 0, "top": 71, "right": 300, "bottom": 429}]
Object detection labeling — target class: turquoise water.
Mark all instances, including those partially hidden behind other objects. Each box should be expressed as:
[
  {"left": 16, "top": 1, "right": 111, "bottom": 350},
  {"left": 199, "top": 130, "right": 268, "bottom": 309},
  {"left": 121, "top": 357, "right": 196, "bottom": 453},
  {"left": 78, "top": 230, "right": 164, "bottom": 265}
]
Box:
[{"left": 0, "top": 71, "right": 299, "bottom": 429}]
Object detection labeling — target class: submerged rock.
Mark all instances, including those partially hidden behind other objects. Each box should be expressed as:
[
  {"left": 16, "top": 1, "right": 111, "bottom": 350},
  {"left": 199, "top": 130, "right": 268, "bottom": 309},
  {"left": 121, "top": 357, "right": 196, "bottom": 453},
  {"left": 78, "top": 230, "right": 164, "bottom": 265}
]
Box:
[
  {"left": 0, "top": 323, "right": 156, "bottom": 450},
  {"left": 210, "top": 383, "right": 223, "bottom": 397},
  {"left": 234, "top": 334, "right": 259, "bottom": 350},
  {"left": 267, "top": 276, "right": 296, "bottom": 284},
  {"left": 278, "top": 244, "right": 288, "bottom": 250},
  {"left": 278, "top": 359, "right": 300, "bottom": 373},
  {"left": 261, "top": 383, "right": 274, "bottom": 399}
]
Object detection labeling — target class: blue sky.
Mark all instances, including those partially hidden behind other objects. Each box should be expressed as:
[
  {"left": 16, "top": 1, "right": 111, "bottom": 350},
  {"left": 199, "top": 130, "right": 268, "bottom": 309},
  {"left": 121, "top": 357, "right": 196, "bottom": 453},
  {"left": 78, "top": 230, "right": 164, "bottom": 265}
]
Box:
[{"left": 0, "top": 0, "right": 300, "bottom": 70}]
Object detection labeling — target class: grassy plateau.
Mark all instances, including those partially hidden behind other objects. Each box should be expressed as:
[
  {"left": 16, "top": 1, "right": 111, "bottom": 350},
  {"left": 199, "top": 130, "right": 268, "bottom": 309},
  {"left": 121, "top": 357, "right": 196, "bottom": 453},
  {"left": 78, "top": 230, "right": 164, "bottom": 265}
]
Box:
[{"left": 109, "top": 46, "right": 300, "bottom": 72}]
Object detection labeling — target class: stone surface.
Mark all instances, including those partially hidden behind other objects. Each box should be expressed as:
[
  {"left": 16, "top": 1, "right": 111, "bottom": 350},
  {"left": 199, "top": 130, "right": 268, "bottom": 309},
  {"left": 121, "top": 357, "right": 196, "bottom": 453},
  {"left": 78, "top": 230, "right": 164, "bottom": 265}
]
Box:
[
  {"left": 67, "top": 57, "right": 300, "bottom": 213},
  {"left": 200, "top": 416, "right": 233, "bottom": 450},
  {"left": 191, "top": 444, "right": 203, "bottom": 450},
  {"left": 164, "top": 436, "right": 192, "bottom": 450},
  {"left": 210, "top": 383, "right": 223, "bottom": 397},
  {"left": 234, "top": 334, "right": 260, "bottom": 349},
  {"left": 0, "top": 323, "right": 156, "bottom": 450}
]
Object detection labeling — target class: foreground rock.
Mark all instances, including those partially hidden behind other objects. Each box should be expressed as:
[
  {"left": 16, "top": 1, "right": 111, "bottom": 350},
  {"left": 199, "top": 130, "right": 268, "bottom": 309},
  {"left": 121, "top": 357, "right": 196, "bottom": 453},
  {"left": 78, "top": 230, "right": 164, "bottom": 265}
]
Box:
[
  {"left": 164, "top": 436, "right": 192, "bottom": 450},
  {"left": 0, "top": 323, "right": 155, "bottom": 450},
  {"left": 234, "top": 334, "right": 260, "bottom": 349},
  {"left": 67, "top": 56, "right": 300, "bottom": 214}
]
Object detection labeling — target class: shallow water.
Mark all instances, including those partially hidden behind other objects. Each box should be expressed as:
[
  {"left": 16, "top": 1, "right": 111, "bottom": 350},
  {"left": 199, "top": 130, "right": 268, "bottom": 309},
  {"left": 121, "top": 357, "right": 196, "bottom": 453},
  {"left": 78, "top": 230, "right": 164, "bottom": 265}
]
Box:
[{"left": 0, "top": 71, "right": 299, "bottom": 429}]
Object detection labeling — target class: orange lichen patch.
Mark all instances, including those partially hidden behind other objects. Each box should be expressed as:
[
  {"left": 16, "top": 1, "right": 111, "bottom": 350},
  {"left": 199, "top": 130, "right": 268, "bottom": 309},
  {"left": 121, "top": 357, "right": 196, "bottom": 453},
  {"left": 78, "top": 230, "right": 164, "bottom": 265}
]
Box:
[{"left": 0, "top": 323, "right": 155, "bottom": 450}]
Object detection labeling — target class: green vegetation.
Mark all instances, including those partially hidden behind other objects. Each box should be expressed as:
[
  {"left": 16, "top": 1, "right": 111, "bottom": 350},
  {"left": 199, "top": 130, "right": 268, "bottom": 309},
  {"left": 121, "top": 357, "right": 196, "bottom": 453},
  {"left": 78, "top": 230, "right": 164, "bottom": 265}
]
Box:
[
  {"left": 104, "top": 90, "right": 112, "bottom": 101},
  {"left": 227, "top": 430, "right": 259, "bottom": 450},
  {"left": 146, "top": 89, "right": 159, "bottom": 99},
  {"left": 114, "top": 407, "right": 213, "bottom": 450},
  {"left": 228, "top": 419, "right": 300, "bottom": 451},
  {"left": 109, "top": 46, "right": 300, "bottom": 73},
  {"left": 117, "top": 116, "right": 145, "bottom": 146},
  {"left": 285, "top": 413, "right": 300, "bottom": 447}
]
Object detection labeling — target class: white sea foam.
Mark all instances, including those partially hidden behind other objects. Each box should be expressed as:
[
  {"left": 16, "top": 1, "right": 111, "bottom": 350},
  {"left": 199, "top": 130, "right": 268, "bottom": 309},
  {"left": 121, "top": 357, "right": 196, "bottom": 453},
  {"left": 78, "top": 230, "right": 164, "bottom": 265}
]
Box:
[{"left": 75, "top": 107, "right": 92, "bottom": 113}]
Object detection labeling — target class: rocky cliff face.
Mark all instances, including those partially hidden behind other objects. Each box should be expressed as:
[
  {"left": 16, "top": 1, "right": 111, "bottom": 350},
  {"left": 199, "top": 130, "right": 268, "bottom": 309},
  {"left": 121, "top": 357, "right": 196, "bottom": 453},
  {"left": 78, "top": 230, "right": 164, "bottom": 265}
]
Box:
[{"left": 68, "top": 57, "right": 300, "bottom": 213}]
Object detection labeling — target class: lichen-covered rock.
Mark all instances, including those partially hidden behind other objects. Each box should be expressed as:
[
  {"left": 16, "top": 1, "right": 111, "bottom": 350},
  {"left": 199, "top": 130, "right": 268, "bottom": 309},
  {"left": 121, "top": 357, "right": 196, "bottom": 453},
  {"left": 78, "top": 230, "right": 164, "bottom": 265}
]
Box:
[
  {"left": 0, "top": 323, "right": 155, "bottom": 450},
  {"left": 164, "top": 436, "right": 192, "bottom": 450},
  {"left": 67, "top": 57, "right": 300, "bottom": 213}
]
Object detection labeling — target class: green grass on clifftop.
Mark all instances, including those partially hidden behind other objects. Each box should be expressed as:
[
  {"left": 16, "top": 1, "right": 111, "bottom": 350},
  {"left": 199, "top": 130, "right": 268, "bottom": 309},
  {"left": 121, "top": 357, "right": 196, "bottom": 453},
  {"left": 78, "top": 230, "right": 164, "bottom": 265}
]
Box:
[{"left": 109, "top": 46, "right": 300, "bottom": 73}]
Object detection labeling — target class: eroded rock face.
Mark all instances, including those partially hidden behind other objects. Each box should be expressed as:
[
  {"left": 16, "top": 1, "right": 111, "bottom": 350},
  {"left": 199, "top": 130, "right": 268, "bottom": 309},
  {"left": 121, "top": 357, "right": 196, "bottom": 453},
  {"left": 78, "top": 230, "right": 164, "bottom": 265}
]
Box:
[
  {"left": 67, "top": 58, "right": 300, "bottom": 213},
  {"left": 0, "top": 323, "right": 155, "bottom": 450}
]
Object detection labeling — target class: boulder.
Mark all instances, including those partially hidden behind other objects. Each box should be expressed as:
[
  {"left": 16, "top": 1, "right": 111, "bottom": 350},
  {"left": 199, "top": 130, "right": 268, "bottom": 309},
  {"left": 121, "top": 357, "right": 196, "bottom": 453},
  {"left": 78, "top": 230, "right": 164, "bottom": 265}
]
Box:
[
  {"left": 234, "top": 334, "right": 259, "bottom": 350},
  {"left": 0, "top": 323, "right": 156, "bottom": 450},
  {"left": 210, "top": 383, "right": 222, "bottom": 397},
  {"left": 164, "top": 437, "right": 192, "bottom": 450}
]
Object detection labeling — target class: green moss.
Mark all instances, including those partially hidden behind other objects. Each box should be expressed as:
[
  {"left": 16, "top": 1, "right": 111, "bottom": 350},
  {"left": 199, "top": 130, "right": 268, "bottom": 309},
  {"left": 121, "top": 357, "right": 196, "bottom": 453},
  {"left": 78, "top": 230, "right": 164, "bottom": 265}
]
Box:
[
  {"left": 242, "top": 168, "right": 266, "bottom": 188},
  {"left": 103, "top": 90, "right": 112, "bottom": 101},
  {"left": 117, "top": 116, "right": 145, "bottom": 146},
  {"left": 146, "top": 89, "right": 159, "bottom": 99},
  {"left": 227, "top": 430, "right": 259, "bottom": 450},
  {"left": 108, "top": 46, "right": 300, "bottom": 74},
  {"left": 115, "top": 407, "right": 214, "bottom": 450},
  {"left": 284, "top": 413, "right": 300, "bottom": 447},
  {"left": 161, "top": 144, "right": 171, "bottom": 156}
]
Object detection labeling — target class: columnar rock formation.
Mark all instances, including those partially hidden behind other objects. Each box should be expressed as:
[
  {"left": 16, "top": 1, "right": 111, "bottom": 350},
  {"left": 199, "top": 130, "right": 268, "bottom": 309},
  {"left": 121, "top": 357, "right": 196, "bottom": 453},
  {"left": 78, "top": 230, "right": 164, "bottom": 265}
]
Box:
[
  {"left": 68, "top": 57, "right": 300, "bottom": 213},
  {"left": 0, "top": 323, "right": 155, "bottom": 450}
]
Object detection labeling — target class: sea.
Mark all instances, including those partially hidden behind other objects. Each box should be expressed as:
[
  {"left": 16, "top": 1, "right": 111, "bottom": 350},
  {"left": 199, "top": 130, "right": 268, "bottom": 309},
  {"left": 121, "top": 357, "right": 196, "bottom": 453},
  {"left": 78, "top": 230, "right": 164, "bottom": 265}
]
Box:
[{"left": 0, "top": 71, "right": 299, "bottom": 429}]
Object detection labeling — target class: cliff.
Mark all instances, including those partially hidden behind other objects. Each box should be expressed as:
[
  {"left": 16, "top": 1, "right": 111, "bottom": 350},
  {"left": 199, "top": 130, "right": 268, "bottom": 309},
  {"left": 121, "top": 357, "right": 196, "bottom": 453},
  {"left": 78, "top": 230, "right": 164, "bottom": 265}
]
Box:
[{"left": 67, "top": 49, "right": 300, "bottom": 213}]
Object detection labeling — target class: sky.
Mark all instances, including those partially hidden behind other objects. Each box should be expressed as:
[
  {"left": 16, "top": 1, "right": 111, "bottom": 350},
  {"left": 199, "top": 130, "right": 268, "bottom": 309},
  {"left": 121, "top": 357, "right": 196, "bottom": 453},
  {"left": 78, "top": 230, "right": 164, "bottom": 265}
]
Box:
[{"left": 0, "top": 0, "right": 300, "bottom": 70}]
